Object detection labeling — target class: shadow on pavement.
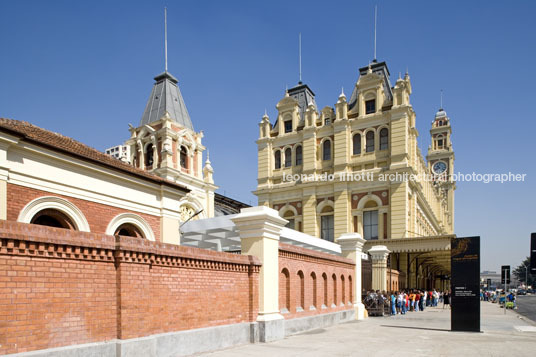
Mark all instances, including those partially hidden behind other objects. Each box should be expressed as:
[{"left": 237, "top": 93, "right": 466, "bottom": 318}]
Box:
[{"left": 380, "top": 325, "right": 450, "bottom": 332}]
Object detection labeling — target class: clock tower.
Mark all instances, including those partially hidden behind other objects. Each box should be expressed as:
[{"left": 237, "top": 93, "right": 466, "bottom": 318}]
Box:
[{"left": 426, "top": 108, "right": 455, "bottom": 232}]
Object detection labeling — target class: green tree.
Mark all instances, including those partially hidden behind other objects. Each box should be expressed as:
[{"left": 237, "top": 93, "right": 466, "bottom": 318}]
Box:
[{"left": 513, "top": 257, "right": 534, "bottom": 287}]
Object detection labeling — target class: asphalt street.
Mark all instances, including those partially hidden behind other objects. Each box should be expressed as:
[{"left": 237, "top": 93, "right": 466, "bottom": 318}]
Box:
[{"left": 516, "top": 295, "right": 536, "bottom": 323}]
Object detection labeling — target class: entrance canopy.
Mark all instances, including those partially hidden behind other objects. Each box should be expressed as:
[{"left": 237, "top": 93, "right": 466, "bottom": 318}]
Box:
[{"left": 181, "top": 214, "right": 341, "bottom": 255}]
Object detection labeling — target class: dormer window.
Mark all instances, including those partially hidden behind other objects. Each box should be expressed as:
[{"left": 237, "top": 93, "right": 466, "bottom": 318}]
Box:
[
  {"left": 365, "top": 99, "right": 376, "bottom": 114},
  {"left": 324, "top": 118, "right": 331, "bottom": 125},
  {"left": 284, "top": 120, "right": 292, "bottom": 133}
]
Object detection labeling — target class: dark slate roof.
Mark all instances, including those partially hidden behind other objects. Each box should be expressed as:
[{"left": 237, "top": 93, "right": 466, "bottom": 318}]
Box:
[
  {"left": 214, "top": 193, "right": 250, "bottom": 216},
  {"left": 273, "top": 83, "right": 317, "bottom": 131},
  {"left": 288, "top": 83, "right": 317, "bottom": 123},
  {"left": 349, "top": 61, "right": 393, "bottom": 111},
  {"left": 140, "top": 71, "right": 194, "bottom": 130},
  {"left": 0, "top": 118, "right": 189, "bottom": 193}
]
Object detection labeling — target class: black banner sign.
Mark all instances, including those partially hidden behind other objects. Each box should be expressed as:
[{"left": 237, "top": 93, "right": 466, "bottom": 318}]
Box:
[
  {"left": 501, "top": 265, "right": 510, "bottom": 285},
  {"left": 531, "top": 233, "right": 536, "bottom": 275},
  {"left": 451, "top": 236, "right": 480, "bottom": 332}
]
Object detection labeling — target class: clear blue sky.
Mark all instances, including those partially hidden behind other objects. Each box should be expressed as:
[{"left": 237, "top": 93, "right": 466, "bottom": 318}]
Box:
[{"left": 1, "top": 0, "right": 534, "bottom": 273}]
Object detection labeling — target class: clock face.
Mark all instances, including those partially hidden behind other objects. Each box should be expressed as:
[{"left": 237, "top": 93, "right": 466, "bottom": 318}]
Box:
[{"left": 433, "top": 161, "right": 447, "bottom": 175}]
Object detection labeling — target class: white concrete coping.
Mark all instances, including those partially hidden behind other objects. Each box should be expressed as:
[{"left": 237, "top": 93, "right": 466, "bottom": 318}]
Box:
[
  {"left": 368, "top": 245, "right": 391, "bottom": 259},
  {"left": 181, "top": 206, "right": 342, "bottom": 255}
]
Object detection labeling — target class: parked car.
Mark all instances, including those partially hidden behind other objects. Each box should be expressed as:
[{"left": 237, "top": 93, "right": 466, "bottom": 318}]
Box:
[{"left": 517, "top": 289, "right": 527, "bottom": 295}]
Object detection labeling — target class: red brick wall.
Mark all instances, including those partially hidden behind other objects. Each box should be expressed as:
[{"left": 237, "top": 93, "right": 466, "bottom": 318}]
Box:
[
  {"left": 0, "top": 221, "right": 260, "bottom": 355},
  {"left": 278, "top": 243, "right": 355, "bottom": 320},
  {"left": 6, "top": 183, "right": 162, "bottom": 242}
]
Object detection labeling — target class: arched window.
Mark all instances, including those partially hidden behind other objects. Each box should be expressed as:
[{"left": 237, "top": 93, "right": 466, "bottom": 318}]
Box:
[
  {"left": 114, "top": 223, "right": 144, "bottom": 238},
  {"left": 311, "top": 272, "right": 317, "bottom": 309},
  {"left": 274, "top": 150, "right": 281, "bottom": 169},
  {"left": 30, "top": 209, "right": 76, "bottom": 230},
  {"left": 349, "top": 276, "right": 353, "bottom": 304},
  {"left": 332, "top": 274, "right": 337, "bottom": 307},
  {"left": 284, "top": 148, "right": 292, "bottom": 167},
  {"left": 280, "top": 268, "right": 290, "bottom": 313},
  {"left": 363, "top": 200, "right": 379, "bottom": 240},
  {"left": 353, "top": 134, "right": 361, "bottom": 155},
  {"left": 106, "top": 213, "right": 156, "bottom": 241},
  {"left": 380, "top": 128, "right": 388, "bottom": 150},
  {"left": 297, "top": 271, "right": 305, "bottom": 311},
  {"left": 180, "top": 146, "right": 188, "bottom": 169},
  {"left": 436, "top": 135, "right": 445, "bottom": 150},
  {"left": 145, "top": 144, "right": 154, "bottom": 167},
  {"left": 295, "top": 145, "right": 303, "bottom": 166},
  {"left": 322, "top": 139, "right": 331, "bottom": 161},
  {"left": 341, "top": 275, "right": 345, "bottom": 305},
  {"left": 366, "top": 131, "right": 375, "bottom": 152},
  {"left": 19, "top": 196, "right": 90, "bottom": 232},
  {"left": 283, "top": 210, "right": 295, "bottom": 230},
  {"left": 322, "top": 273, "right": 328, "bottom": 308},
  {"left": 320, "top": 205, "right": 334, "bottom": 242}
]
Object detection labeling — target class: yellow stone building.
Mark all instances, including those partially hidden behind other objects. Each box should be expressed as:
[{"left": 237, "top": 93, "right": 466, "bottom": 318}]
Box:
[{"left": 255, "top": 60, "right": 455, "bottom": 290}]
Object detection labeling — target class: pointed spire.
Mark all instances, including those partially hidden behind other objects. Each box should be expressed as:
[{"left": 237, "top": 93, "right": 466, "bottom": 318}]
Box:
[
  {"left": 373, "top": 5, "right": 378, "bottom": 62},
  {"left": 339, "top": 87, "right": 345, "bottom": 98},
  {"left": 285, "top": 85, "right": 289, "bottom": 97},
  {"left": 203, "top": 150, "right": 214, "bottom": 184},
  {"left": 440, "top": 89, "right": 444, "bottom": 110},
  {"left": 299, "top": 33, "right": 302, "bottom": 84},
  {"left": 164, "top": 7, "right": 168, "bottom": 72}
]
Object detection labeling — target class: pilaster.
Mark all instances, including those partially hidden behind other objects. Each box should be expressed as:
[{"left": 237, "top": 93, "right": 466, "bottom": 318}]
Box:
[
  {"left": 337, "top": 233, "right": 366, "bottom": 320},
  {"left": 231, "top": 206, "right": 287, "bottom": 342}
]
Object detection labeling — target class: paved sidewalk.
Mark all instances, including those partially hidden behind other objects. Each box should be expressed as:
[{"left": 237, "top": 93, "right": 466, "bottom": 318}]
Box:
[{"left": 199, "top": 302, "right": 536, "bottom": 357}]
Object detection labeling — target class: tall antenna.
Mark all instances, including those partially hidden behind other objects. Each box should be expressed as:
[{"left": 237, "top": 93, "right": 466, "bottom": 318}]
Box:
[
  {"left": 164, "top": 7, "right": 168, "bottom": 72},
  {"left": 373, "top": 5, "right": 377, "bottom": 61},
  {"left": 299, "top": 33, "right": 302, "bottom": 84}
]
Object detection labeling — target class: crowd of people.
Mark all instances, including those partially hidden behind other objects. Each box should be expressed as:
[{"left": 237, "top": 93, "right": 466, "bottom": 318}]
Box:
[{"left": 364, "top": 289, "right": 452, "bottom": 316}]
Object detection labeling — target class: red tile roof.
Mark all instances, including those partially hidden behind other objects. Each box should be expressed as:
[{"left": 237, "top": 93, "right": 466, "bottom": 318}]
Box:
[{"left": 0, "top": 118, "right": 189, "bottom": 193}]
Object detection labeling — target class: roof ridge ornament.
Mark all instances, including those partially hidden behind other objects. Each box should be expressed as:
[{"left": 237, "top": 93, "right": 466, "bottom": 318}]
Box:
[{"left": 339, "top": 87, "right": 345, "bottom": 98}]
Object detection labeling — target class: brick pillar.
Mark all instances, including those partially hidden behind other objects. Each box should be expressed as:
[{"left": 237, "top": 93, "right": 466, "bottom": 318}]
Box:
[
  {"left": 232, "top": 206, "right": 287, "bottom": 342},
  {"left": 337, "top": 233, "right": 367, "bottom": 320},
  {"left": 368, "top": 245, "right": 390, "bottom": 291}
]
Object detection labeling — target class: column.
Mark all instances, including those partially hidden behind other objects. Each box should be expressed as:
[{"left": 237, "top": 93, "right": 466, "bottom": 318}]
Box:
[
  {"left": 337, "top": 233, "right": 367, "bottom": 320},
  {"left": 231, "top": 206, "right": 287, "bottom": 342},
  {"left": 368, "top": 245, "right": 390, "bottom": 291}
]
